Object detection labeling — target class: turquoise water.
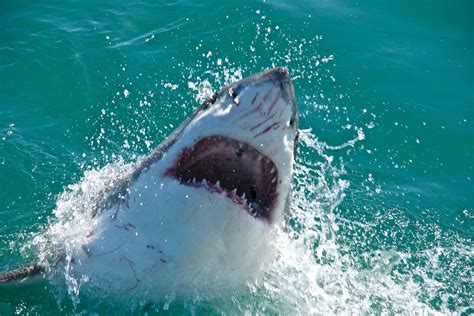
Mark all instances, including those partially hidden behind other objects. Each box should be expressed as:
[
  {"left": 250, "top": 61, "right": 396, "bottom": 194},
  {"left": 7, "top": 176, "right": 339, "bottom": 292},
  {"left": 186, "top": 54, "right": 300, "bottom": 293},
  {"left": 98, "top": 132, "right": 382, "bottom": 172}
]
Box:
[{"left": 0, "top": 0, "right": 472, "bottom": 314}]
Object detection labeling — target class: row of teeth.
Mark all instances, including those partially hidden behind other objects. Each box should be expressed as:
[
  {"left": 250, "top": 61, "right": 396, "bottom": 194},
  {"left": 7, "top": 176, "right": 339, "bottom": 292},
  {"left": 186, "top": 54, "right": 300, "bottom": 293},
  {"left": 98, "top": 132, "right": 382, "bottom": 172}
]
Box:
[{"left": 179, "top": 177, "right": 257, "bottom": 212}]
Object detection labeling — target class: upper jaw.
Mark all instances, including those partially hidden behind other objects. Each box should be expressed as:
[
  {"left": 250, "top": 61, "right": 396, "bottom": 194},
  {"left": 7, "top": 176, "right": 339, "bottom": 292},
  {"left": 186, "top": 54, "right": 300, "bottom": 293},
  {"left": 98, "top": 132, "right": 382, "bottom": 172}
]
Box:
[
  {"left": 194, "top": 67, "right": 298, "bottom": 159},
  {"left": 213, "top": 67, "right": 298, "bottom": 131},
  {"left": 162, "top": 68, "right": 298, "bottom": 223}
]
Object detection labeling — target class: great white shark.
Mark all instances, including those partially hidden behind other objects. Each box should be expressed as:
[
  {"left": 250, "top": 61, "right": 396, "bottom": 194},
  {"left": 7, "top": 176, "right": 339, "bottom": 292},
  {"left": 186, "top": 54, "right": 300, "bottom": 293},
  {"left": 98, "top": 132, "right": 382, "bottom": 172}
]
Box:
[{"left": 0, "top": 67, "right": 299, "bottom": 300}]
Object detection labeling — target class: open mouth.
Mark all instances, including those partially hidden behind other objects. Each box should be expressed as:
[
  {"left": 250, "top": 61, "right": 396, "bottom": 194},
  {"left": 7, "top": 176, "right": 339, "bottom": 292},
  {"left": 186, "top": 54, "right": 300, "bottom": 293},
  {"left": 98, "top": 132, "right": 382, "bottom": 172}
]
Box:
[{"left": 165, "top": 136, "right": 278, "bottom": 221}]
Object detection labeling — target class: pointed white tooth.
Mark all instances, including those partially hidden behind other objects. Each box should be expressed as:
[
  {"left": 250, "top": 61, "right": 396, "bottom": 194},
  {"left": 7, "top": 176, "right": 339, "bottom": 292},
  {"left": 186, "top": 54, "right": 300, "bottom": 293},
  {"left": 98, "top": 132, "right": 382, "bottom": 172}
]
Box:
[
  {"left": 271, "top": 177, "right": 277, "bottom": 183},
  {"left": 192, "top": 177, "right": 196, "bottom": 183},
  {"left": 271, "top": 166, "right": 276, "bottom": 173},
  {"left": 241, "top": 193, "right": 246, "bottom": 200},
  {"left": 215, "top": 180, "right": 220, "bottom": 188},
  {"left": 232, "top": 188, "right": 237, "bottom": 195}
]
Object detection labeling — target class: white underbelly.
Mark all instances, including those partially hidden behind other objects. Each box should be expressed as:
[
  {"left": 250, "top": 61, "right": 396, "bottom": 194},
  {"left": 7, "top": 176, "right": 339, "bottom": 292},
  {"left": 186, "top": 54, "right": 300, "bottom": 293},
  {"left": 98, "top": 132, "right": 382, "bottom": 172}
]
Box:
[{"left": 70, "top": 177, "right": 276, "bottom": 300}]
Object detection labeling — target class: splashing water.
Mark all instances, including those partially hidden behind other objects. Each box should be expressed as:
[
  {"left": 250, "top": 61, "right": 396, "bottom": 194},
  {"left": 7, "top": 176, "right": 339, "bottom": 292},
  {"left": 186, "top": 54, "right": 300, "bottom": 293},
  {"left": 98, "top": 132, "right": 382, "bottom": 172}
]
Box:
[
  {"left": 15, "top": 7, "right": 471, "bottom": 315},
  {"left": 25, "top": 124, "right": 445, "bottom": 314},
  {"left": 244, "top": 130, "right": 441, "bottom": 315},
  {"left": 25, "top": 161, "right": 135, "bottom": 303}
]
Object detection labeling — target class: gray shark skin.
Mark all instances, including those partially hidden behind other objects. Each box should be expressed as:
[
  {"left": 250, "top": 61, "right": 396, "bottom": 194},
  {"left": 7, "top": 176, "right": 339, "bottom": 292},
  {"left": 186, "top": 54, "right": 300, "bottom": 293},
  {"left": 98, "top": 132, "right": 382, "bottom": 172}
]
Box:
[{"left": 0, "top": 68, "right": 298, "bottom": 299}]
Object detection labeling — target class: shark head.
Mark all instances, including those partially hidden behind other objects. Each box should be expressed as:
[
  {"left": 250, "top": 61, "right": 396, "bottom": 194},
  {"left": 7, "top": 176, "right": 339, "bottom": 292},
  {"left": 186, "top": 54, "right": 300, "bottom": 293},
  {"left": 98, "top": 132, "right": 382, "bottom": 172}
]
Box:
[
  {"left": 70, "top": 68, "right": 298, "bottom": 299},
  {"left": 159, "top": 67, "right": 298, "bottom": 224}
]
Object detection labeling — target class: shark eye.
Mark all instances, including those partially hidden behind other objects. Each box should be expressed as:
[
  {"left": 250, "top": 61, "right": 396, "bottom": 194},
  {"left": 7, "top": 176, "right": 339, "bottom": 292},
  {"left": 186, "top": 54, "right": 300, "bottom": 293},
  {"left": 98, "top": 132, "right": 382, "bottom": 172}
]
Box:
[{"left": 228, "top": 88, "right": 238, "bottom": 99}]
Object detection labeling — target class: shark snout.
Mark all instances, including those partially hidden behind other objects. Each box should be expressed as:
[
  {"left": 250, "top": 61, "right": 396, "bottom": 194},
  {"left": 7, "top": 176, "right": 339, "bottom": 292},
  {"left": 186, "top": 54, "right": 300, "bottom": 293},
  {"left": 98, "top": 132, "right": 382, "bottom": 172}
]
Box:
[{"left": 222, "top": 68, "right": 297, "bottom": 138}]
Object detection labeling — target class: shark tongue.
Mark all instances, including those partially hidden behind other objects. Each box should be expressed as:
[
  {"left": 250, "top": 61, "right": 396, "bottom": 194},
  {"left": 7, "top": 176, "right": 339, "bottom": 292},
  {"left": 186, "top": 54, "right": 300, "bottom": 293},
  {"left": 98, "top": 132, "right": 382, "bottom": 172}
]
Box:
[{"left": 165, "top": 136, "right": 278, "bottom": 221}]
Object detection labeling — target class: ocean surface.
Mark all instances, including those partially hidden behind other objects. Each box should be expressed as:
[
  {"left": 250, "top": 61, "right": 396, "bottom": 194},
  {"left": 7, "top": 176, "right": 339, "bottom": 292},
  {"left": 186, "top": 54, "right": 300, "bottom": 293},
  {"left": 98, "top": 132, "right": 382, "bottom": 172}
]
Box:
[{"left": 0, "top": 0, "right": 472, "bottom": 314}]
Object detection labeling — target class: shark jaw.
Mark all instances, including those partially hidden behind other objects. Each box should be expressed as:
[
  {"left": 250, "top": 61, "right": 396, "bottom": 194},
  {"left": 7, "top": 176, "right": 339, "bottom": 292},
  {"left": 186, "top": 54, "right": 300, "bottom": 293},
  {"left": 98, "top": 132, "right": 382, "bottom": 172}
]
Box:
[
  {"left": 66, "top": 68, "right": 298, "bottom": 300},
  {"left": 159, "top": 67, "right": 298, "bottom": 224},
  {"left": 165, "top": 136, "right": 278, "bottom": 221}
]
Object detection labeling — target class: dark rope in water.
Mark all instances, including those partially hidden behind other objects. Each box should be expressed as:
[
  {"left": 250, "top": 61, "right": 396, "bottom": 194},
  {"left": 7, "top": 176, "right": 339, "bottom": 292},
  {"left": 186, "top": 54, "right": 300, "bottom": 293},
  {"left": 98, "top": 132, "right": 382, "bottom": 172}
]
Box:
[{"left": 0, "top": 264, "right": 44, "bottom": 283}]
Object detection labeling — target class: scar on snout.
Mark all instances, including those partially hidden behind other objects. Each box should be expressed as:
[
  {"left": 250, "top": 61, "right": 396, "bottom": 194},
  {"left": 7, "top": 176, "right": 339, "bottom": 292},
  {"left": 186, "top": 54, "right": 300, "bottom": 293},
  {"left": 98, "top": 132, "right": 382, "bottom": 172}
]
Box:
[
  {"left": 266, "top": 90, "right": 281, "bottom": 116},
  {"left": 251, "top": 91, "right": 259, "bottom": 104},
  {"left": 115, "top": 223, "right": 136, "bottom": 231},
  {"left": 255, "top": 122, "right": 280, "bottom": 138},
  {"left": 146, "top": 244, "right": 163, "bottom": 253}
]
